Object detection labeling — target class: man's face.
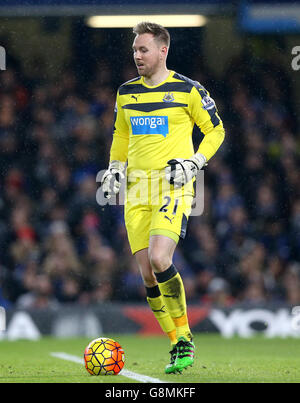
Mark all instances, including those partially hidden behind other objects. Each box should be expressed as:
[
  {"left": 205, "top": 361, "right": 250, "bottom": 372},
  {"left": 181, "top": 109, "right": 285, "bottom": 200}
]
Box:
[{"left": 132, "top": 33, "right": 166, "bottom": 77}]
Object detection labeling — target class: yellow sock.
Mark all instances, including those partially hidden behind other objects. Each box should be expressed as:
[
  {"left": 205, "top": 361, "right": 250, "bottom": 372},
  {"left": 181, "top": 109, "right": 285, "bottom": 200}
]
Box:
[
  {"left": 173, "top": 314, "right": 192, "bottom": 341},
  {"left": 155, "top": 265, "right": 193, "bottom": 341},
  {"left": 146, "top": 287, "right": 177, "bottom": 346},
  {"left": 166, "top": 329, "right": 178, "bottom": 346}
]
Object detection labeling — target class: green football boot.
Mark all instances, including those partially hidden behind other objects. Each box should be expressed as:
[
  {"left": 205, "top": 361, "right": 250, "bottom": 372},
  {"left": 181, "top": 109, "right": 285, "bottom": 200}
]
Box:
[
  {"left": 165, "top": 345, "right": 178, "bottom": 374},
  {"left": 174, "top": 337, "right": 195, "bottom": 371}
]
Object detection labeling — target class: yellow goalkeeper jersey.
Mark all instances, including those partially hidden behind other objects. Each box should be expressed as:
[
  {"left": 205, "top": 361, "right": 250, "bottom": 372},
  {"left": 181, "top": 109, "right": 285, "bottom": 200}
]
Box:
[{"left": 110, "top": 70, "right": 225, "bottom": 172}]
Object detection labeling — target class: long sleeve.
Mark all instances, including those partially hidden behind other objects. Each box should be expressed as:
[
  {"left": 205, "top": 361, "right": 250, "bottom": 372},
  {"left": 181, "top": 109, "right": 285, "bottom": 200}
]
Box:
[
  {"left": 189, "top": 84, "right": 225, "bottom": 161},
  {"left": 109, "top": 90, "right": 129, "bottom": 163}
]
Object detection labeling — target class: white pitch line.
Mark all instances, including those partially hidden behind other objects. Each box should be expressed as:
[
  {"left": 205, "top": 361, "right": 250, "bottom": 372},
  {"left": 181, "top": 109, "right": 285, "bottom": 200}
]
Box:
[{"left": 51, "top": 352, "right": 168, "bottom": 383}]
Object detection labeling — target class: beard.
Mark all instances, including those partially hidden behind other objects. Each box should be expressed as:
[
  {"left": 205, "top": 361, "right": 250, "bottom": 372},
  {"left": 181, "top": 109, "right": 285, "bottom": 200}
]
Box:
[{"left": 136, "top": 57, "right": 160, "bottom": 78}]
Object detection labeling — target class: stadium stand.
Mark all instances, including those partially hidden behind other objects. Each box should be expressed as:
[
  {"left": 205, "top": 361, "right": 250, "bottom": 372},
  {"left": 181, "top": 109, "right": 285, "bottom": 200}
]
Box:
[{"left": 0, "top": 35, "right": 299, "bottom": 310}]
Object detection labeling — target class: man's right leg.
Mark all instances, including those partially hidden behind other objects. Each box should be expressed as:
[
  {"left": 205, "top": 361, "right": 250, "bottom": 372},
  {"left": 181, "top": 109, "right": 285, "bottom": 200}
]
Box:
[
  {"left": 135, "top": 248, "right": 177, "bottom": 348},
  {"left": 135, "top": 249, "right": 181, "bottom": 373}
]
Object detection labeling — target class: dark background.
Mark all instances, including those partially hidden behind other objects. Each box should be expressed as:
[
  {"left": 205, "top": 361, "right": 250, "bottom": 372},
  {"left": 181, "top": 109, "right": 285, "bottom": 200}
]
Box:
[{"left": 0, "top": 0, "right": 300, "bottom": 311}]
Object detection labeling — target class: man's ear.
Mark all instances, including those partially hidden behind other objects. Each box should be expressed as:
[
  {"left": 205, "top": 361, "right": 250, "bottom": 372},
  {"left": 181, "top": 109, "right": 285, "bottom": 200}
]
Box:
[{"left": 160, "top": 45, "right": 168, "bottom": 59}]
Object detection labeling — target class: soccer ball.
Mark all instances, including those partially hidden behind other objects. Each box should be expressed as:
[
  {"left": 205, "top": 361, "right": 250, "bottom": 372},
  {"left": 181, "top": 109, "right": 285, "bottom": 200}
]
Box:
[{"left": 84, "top": 337, "right": 125, "bottom": 375}]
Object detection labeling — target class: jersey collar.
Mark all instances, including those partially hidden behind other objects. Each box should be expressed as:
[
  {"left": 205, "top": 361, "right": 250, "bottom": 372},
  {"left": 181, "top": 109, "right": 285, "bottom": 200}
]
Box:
[{"left": 141, "top": 70, "right": 174, "bottom": 89}]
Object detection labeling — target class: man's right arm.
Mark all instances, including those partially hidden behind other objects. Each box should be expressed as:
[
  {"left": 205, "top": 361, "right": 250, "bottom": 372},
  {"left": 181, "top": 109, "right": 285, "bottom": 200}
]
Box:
[
  {"left": 101, "top": 90, "right": 129, "bottom": 199},
  {"left": 110, "top": 89, "right": 129, "bottom": 163}
]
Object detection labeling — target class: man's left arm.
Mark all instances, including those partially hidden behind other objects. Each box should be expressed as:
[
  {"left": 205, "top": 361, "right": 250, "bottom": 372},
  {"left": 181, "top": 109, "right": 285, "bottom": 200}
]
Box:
[
  {"left": 165, "top": 84, "right": 225, "bottom": 188},
  {"left": 190, "top": 84, "right": 225, "bottom": 162}
]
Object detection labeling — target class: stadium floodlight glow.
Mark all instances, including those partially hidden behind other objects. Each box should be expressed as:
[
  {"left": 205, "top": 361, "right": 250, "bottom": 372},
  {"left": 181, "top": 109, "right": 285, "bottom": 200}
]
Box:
[{"left": 86, "top": 15, "right": 207, "bottom": 28}]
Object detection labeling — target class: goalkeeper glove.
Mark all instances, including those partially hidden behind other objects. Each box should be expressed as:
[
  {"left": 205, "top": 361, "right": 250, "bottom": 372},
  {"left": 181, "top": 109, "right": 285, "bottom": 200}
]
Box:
[
  {"left": 165, "top": 153, "right": 206, "bottom": 188},
  {"left": 101, "top": 160, "right": 125, "bottom": 199}
]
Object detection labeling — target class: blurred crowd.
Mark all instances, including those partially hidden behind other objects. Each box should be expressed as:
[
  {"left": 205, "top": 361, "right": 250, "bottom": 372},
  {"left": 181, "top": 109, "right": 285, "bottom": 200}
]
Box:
[{"left": 0, "top": 45, "right": 300, "bottom": 310}]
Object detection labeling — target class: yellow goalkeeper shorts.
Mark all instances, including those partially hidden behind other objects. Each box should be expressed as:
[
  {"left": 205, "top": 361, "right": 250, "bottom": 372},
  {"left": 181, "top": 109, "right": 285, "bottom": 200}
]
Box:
[{"left": 124, "top": 170, "right": 194, "bottom": 255}]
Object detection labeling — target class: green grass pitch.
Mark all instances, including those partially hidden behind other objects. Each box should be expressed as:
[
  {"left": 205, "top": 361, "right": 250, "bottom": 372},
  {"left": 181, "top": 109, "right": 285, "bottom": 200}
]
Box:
[{"left": 0, "top": 334, "right": 299, "bottom": 383}]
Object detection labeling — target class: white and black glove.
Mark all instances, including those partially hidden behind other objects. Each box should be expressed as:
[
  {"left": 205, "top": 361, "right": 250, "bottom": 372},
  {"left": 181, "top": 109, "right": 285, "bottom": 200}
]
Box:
[
  {"left": 165, "top": 153, "right": 206, "bottom": 188},
  {"left": 101, "top": 160, "right": 125, "bottom": 199}
]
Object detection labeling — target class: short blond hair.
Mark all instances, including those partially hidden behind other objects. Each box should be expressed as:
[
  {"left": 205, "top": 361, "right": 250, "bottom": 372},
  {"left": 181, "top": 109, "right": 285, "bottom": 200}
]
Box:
[{"left": 133, "top": 22, "right": 170, "bottom": 47}]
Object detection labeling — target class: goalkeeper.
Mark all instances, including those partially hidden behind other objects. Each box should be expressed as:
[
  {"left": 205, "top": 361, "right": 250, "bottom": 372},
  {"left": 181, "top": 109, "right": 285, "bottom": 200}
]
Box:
[{"left": 101, "top": 21, "right": 225, "bottom": 374}]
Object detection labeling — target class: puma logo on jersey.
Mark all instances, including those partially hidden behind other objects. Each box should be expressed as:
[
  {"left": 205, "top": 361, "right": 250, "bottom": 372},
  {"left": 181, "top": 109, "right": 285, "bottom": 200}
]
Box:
[{"left": 131, "top": 95, "right": 140, "bottom": 102}]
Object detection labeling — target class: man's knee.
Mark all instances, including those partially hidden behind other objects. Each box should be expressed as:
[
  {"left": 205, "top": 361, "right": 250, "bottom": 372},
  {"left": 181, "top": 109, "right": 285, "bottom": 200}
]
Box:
[
  {"left": 148, "top": 249, "right": 172, "bottom": 273},
  {"left": 142, "top": 271, "right": 157, "bottom": 287}
]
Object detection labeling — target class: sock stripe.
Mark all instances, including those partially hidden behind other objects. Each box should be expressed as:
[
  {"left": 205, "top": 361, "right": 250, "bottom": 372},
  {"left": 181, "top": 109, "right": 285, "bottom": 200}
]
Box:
[
  {"left": 155, "top": 264, "right": 177, "bottom": 283},
  {"left": 145, "top": 285, "right": 161, "bottom": 298},
  {"left": 173, "top": 314, "right": 188, "bottom": 327}
]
